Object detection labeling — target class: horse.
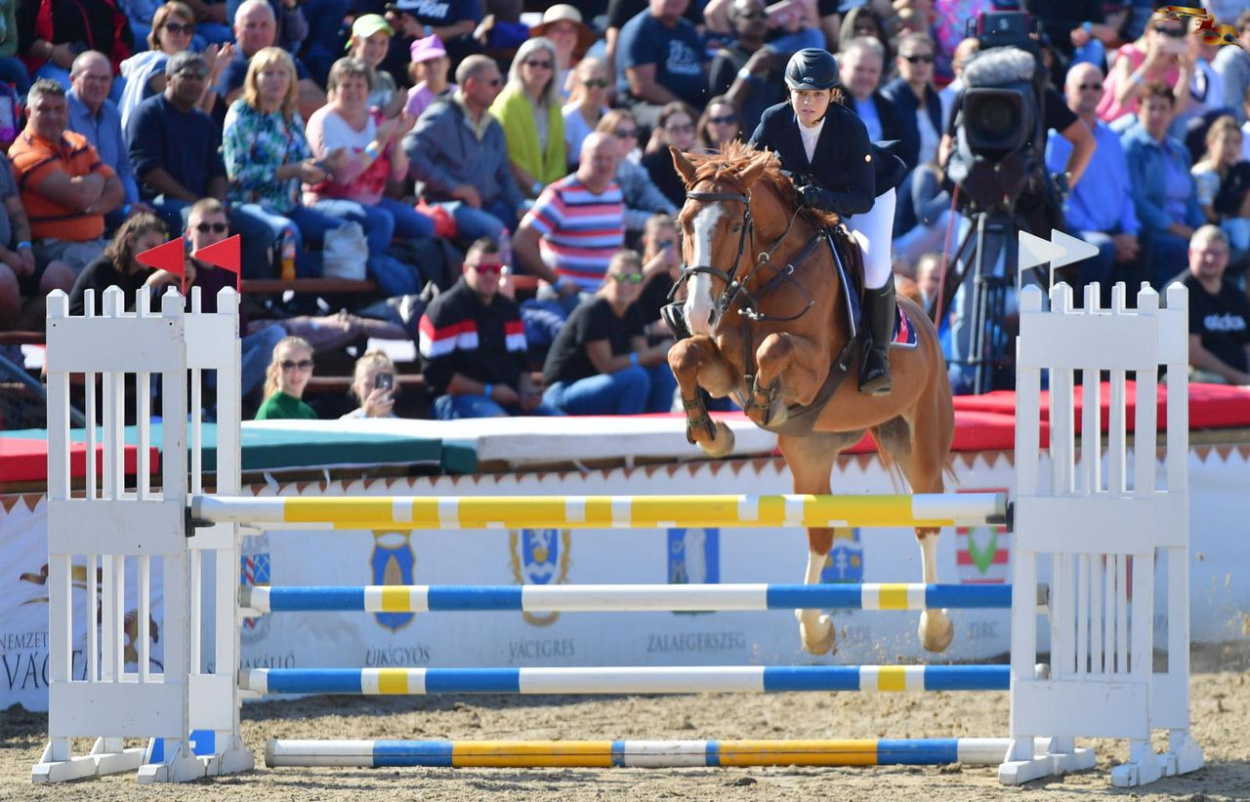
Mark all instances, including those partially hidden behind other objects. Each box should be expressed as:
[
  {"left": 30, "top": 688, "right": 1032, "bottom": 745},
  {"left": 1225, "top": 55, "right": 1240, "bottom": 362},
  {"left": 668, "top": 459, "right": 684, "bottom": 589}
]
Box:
[{"left": 667, "top": 141, "right": 956, "bottom": 655}]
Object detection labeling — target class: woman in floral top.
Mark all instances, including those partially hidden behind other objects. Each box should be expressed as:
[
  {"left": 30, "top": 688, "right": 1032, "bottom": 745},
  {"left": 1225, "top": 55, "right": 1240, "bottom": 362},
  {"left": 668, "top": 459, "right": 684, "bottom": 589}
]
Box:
[{"left": 222, "top": 46, "right": 350, "bottom": 278}]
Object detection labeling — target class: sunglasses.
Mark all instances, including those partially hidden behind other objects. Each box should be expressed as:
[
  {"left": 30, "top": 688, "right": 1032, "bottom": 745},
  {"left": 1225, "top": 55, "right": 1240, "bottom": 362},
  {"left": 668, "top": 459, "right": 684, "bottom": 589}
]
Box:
[
  {"left": 526, "top": 59, "right": 553, "bottom": 69},
  {"left": 1153, "top": 25, "right": 1186, "bottom": 38},
  {"left": 613, "top": 128, "right": 638, "bottom": 138},
  {"left": 164, "top": 21, "right": 195, "bottom": 35},
  {"left": 666, "top": 123, "right": 694, "bottom": 134},
  {"left": 195, "top": 222, "right": 229, "bottom": 233},
  {"left": 280, "top": 359, "right": 314, "bottom": 371},
  {"left": 584, "top": 78, "right": 609, "bottom": 88},
  {"left": 468, "top": 261, "right": 506, "bottom": 275},
  {"left": 902, "top": 54, "right": 934, "bottom": 64},
  {"left": 741, "top": 11, "right": 767, "bottom": 19},
  {"left": 484, "top": 77, "right": 502, "bottom": 87},
  {"left": 708, "top": 115, "right": 737, "bottom": 125},
  {"left": 1077, "top": 82, "right": 1102, "bottom": 91},
  {"left": 610, "top": 272, "right": 644, "bottom": 284}
]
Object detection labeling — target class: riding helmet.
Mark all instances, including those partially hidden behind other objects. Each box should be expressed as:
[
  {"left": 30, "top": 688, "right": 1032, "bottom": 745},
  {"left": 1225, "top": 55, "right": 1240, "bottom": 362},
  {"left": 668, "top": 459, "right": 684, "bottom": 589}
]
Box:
[{"left": 784, "top": 48, "right": 840, "bottom": 91}]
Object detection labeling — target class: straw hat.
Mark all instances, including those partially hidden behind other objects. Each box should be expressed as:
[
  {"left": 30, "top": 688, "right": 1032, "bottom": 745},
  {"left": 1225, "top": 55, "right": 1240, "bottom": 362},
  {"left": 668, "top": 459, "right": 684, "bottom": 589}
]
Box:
[{"left": 530, "top": 4, "right": 595, "bottom": 57}]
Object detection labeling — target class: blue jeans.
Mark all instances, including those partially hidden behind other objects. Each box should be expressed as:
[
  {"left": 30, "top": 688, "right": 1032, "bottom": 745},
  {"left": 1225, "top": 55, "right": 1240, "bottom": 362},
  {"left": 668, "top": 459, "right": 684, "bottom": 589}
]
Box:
[
  {"left": 432, "top": 393, "right": 559, "bottom": 419},
  {"left": 313, "top": 198, "right": 424, "bottom": 296},
  {"left": 544, "top": 364, "right": 676, "bottom": 415},
  {"left": 235, "top": 202, "right": 351, "bottom": 279},
  {"left": 437, "top": 199, "right": 515, "bottom": 242}
]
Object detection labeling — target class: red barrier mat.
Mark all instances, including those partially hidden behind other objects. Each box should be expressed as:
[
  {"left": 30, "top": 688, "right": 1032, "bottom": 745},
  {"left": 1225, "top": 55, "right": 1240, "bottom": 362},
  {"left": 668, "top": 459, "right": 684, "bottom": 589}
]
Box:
[{"left": 0, "top": 438, "right": 157, "bottom": 484}]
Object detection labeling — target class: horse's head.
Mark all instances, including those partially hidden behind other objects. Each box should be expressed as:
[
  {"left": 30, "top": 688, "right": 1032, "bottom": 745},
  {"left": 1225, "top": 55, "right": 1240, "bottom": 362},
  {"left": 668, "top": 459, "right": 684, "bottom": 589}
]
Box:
[{"left": 671, "top": 142, "right": 798, "bottom": 335}]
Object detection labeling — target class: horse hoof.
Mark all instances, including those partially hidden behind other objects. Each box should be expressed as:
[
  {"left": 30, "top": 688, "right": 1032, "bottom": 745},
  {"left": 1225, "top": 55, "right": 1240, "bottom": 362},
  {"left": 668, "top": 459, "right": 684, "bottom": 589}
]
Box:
[
  {"left": 698, "top": 421, "right": 735, "bottom": 459},
  {"left": 919, "top": 609, "right": 954, "bottom": 653},
  {"left": 798, "top": 612, "right": 836, "bottom": 655}
]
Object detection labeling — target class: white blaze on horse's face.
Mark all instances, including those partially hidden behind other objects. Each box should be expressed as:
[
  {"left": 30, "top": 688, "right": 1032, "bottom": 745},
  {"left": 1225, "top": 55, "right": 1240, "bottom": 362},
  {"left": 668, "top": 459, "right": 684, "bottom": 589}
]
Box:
[{"left": 685, "top": 203, "right": 724, "bottom": 335}]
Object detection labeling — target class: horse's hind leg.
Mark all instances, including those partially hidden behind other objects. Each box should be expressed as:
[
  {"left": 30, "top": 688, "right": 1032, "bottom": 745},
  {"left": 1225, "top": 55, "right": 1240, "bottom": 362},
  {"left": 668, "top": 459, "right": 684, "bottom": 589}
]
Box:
[
  {"left": 778, "top": 431, "right": 855, "bottom": 655},
  {"left": 669, "top": 335, "right": 736, "bottom": 458}
]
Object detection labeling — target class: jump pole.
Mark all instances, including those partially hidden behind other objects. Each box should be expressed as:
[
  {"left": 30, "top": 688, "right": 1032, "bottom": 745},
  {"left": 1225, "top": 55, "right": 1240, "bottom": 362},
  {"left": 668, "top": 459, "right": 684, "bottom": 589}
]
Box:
[
  {"left": 191, "top": 492, "right": 1008, "bottom": 530},
  {"left": 241, "top": 582, "right": 1016, "bottom": 613},
  {"left": 265, "top": 737, "right": 1049, "bottom": 769},
  {"left": 239, "top": 665, "right": 1010, "bottom": 695}
]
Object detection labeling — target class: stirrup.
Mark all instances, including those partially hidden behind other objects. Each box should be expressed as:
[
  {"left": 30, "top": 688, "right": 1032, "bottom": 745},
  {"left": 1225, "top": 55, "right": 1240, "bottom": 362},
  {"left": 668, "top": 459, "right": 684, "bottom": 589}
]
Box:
[{"left": 859, "top": 345, "right": 892, "bottom": 395}]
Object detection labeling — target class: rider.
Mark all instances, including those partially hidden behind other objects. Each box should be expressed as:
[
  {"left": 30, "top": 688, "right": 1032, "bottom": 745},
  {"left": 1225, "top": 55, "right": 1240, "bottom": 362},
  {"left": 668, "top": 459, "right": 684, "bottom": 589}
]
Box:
[{"left": 748, "top": 48, "right": 904, "bottom": 396}]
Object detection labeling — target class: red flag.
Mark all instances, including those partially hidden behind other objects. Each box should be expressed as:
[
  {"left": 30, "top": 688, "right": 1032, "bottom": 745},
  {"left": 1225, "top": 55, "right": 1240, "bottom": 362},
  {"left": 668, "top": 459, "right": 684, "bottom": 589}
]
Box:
[
  {"left": 192, "top": 234, "right": 241, "bottom": 291},
  {"left": 136, "top": 236, "right": 187, "bottom": 293}
]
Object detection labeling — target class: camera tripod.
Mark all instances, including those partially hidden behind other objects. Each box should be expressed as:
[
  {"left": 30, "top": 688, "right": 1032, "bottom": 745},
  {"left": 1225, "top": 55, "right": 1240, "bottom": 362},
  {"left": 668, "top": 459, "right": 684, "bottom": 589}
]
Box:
[{"left": 933, "top": 209, "right": 1044, "bottom": 395}]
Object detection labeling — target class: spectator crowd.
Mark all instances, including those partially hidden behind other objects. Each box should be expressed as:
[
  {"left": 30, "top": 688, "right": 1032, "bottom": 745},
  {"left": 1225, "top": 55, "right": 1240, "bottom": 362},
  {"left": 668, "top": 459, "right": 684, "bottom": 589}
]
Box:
[{"left": 1, "top": 0, "right": 1249, "bottom": 426}]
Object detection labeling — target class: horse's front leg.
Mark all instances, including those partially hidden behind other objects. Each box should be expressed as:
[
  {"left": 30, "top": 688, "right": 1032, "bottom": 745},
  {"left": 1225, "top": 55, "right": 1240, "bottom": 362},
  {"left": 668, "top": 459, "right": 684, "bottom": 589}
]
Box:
[
  {"left": 916, "top": 526, "right": 954, "bottom": 652},
  {"left": 749, "top": 332, "right": 828, "bottom": 428},
  {"left": 668, "top": 335, "right": 736, "bottom": 458}
]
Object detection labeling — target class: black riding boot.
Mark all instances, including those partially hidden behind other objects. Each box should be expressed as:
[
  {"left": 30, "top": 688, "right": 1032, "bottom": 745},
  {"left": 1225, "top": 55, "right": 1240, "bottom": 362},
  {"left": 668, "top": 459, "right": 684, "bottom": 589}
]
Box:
[{"left": 859, "top": 282, "right": 895, "bottom": 395}]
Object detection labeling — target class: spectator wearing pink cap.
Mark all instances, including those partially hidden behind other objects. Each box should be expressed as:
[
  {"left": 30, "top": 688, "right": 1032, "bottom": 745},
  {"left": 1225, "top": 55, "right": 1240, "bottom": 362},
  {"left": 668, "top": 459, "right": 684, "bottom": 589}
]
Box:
[
  {"left": 347, "top": 14, "right": 403, "bottom": 119},
  {"left": 405, "top": 35, "right": 456, "bottom": 120}
]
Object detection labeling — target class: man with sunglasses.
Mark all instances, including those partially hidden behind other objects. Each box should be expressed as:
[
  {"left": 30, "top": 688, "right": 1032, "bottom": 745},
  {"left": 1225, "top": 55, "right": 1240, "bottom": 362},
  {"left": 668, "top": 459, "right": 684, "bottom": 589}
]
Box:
[
  {"left": 710, "top": 0, "right": 784, "bottom": 134},
  {"left": 406, "top": 55, "right": 524, "bottom": 243},
  {"left": 420, "top": 237, "right": 554, "bottom": 419},
  {"left": 1045, "top": 62, "right": 1141, "bottom": 302}
]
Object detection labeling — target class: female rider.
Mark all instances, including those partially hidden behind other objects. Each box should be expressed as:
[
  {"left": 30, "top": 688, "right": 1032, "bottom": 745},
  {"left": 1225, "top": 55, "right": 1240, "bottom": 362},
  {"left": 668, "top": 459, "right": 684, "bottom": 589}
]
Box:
[{"left": 748, "top": 48, "right": 904, "bottom": 396}]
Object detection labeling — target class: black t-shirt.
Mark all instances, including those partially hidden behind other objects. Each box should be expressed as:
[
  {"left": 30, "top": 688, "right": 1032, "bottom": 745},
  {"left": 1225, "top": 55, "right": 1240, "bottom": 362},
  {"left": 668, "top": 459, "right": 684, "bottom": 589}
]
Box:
[
  {"left": 638, "top": 272, "right": 675, "bottom": 325},
  {"left": 1184, "top": 273, "right": 1250, "bottom": 373},
  {"left": 68, "top": 257, "right": 153, "bottom": 317},
  {"left": 543, "top": 296, "right": 646, "bottom": 385}
]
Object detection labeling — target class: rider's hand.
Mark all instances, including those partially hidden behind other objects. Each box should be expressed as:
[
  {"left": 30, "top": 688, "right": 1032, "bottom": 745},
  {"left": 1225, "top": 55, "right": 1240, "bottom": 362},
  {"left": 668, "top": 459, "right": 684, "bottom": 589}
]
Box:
[{"left": 797, "top": 183, "right": 825, "bottom": 209}]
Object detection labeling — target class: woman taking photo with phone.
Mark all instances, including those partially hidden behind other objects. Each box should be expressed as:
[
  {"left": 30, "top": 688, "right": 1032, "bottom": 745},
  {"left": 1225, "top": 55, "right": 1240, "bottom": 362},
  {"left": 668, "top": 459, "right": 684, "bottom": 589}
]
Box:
[
  {"left": 1098, "top": 11, "right": 1194, "bottom": 130},
  {"left": 341, "top": 350, "right": 399, "bottom": 418}
]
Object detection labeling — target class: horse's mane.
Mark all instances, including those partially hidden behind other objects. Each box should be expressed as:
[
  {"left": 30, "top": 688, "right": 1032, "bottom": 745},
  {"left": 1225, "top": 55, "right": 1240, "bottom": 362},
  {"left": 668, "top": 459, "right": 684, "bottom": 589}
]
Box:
[{"left": 685, "top": 140, "right": 841, "bottom": 229}]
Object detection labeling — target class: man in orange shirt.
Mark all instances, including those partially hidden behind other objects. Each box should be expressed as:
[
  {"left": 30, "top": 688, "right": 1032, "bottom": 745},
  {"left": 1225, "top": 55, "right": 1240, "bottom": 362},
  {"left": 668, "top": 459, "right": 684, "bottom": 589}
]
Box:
[{"left": 9, "top": 79, "right": 125, "bottom": 275}]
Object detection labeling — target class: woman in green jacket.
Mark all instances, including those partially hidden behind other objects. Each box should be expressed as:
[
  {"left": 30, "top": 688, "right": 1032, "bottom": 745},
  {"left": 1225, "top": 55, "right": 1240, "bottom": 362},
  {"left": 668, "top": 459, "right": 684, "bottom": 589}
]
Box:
[
  {"left": 490, "top": 36, "right": 567, "bottom": 200},
  {"left": 255, "top": 336, "right": 318, "bottom": 420}
]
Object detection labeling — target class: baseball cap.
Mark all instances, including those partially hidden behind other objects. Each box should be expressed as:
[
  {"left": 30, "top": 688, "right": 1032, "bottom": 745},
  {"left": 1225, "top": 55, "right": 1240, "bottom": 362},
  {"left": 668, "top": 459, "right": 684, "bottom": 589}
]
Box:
[
  {"left": 349, "top": 13, "right": 393, "bottom": 46},
  {"left": 410, "top": 34, "right": 447, "bottom": 63}
]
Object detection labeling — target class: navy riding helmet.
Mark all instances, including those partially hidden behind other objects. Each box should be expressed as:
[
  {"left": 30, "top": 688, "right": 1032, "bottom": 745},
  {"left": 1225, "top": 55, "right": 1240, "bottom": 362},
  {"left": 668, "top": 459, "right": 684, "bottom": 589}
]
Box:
[{"left": 784, "top": 48, "right": 840, "bottom": 91}]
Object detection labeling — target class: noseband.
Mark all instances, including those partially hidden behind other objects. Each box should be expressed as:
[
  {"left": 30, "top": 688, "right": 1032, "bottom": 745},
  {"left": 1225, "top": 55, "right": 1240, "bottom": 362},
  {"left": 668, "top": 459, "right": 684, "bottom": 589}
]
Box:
[{"left": 674, "top": 187, "right": 816, "bottom": 327}]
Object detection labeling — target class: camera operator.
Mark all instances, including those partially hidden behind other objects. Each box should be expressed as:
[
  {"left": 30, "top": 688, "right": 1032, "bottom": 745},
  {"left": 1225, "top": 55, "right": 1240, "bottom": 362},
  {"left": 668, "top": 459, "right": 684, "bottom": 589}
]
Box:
[{"left": 936, "top": 12, "right": 1096, "bottom": 395}]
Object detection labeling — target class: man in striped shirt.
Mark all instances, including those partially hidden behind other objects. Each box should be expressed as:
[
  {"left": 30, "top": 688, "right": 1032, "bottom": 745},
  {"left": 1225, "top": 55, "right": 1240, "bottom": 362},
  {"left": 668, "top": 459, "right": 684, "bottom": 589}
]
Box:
[{"left": 514, "top": 132, "right": 625, "bottom": 314}]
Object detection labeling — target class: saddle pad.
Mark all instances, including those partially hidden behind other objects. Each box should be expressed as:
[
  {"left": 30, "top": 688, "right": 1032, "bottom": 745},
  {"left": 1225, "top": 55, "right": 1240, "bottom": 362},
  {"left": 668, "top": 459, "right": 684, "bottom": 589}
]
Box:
[{"left": 890, "top": 305, "right": 919, "bottom": 350}]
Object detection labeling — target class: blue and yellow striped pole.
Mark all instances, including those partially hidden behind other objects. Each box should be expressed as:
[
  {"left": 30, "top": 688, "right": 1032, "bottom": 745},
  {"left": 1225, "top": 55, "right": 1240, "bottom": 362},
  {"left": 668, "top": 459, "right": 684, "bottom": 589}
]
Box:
[
  {"left": 193, "top": 492, "right": 1008, "bottom": 530},
  {"left": 240, "top": 665, "right": 1010, "bottom": 695},
  {"left": 265, "top": 737, "right": 1026, "bottom": 768},
  {"left": 241, "top": 583, "right": 1013, "bottom": 613}
]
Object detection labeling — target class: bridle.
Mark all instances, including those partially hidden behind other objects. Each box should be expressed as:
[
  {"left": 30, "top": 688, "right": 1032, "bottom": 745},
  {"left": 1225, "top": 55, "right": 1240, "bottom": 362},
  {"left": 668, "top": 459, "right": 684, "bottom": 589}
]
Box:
[{"left": 672, "top": 185, "right": 819, "bottom": 328}]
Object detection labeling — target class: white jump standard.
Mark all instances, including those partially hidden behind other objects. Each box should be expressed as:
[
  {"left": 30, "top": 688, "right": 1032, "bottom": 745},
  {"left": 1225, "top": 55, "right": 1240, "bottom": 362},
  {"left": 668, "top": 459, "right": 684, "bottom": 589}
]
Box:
[{"left": 34, "top": 283, "right": 1205, "bottom": 787}]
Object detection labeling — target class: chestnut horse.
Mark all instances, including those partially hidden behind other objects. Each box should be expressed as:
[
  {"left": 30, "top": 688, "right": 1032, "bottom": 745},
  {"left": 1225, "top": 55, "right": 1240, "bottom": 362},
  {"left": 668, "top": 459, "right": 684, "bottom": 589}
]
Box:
[{"left": 667, "top": 142, "right": 956, "bottom": 655}]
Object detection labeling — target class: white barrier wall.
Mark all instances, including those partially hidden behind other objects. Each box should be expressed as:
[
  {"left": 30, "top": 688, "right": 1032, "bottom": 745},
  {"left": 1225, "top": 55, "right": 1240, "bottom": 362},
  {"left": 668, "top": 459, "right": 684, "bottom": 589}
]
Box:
[{"left": 6, "top": 444, "right": 1246, "bottom": 712}]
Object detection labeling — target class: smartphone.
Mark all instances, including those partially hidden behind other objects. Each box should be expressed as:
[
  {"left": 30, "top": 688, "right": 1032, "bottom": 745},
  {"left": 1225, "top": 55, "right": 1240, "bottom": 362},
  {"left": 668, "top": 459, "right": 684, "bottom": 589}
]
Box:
[
  {"left": 375, "top": 373, "right": 394, "bottom": 392},
  {"left": 1163, "top": 39, "right": 1188, "bottom": 55}
]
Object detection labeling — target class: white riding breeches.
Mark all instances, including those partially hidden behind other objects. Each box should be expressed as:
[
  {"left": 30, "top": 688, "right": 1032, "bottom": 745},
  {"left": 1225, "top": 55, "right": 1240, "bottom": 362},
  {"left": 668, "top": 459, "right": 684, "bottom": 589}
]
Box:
[{"left": 845, "top": 187, "right": 895, "bottom": 290}]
